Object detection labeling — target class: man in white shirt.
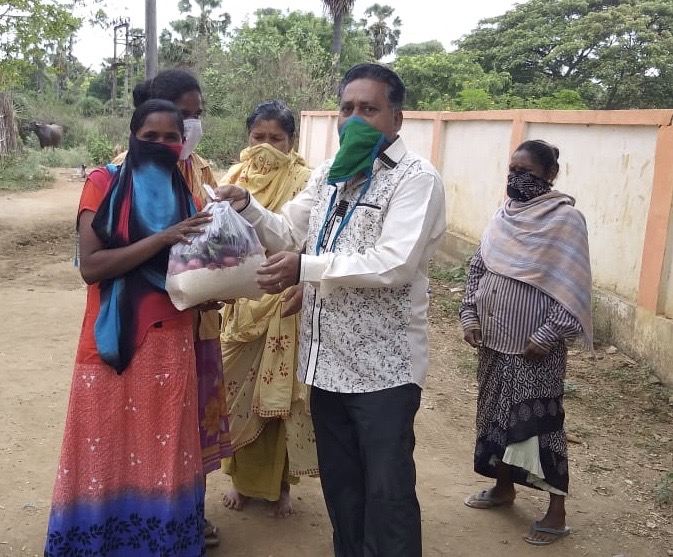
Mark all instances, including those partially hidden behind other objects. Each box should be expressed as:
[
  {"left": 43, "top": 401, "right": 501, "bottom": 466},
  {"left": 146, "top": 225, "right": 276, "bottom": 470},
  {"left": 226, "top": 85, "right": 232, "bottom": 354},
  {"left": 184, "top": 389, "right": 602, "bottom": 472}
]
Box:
[{"left": 217, "top": 63, "right": 447, "bottom": 557}]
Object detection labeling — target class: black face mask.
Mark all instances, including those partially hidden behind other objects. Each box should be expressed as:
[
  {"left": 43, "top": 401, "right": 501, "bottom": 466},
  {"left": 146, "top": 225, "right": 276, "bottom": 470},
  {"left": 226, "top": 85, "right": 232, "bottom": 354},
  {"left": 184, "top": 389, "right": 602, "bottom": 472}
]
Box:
[
  {"left": 506, "top": 171, "right": 552, "bottom": 202},
  {"left": 126, "top": 134, "right": 182, "bottom": 171}
]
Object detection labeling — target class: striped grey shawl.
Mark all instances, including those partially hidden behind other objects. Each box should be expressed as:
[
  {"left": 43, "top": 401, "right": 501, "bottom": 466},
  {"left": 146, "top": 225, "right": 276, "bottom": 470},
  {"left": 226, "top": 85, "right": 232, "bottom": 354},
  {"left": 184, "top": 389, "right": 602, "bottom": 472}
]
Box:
[{"left": 480, "top": 191, "right": 593, "bottom": 350}]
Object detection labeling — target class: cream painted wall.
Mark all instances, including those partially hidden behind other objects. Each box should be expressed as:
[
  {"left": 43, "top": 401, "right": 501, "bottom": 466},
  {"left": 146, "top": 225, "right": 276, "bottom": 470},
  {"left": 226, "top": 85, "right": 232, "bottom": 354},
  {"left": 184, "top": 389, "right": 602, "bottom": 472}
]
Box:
[
  {"left": 299, "top": 113, "right": 338, "bottom": 168},
  {"left": 439, "top": 120, "right": 512, "bottom": 241}
]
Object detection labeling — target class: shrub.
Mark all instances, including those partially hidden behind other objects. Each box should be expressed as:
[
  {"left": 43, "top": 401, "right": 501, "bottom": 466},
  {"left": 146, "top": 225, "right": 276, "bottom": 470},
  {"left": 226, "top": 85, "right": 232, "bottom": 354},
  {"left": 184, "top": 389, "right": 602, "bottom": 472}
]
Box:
[
  {"left": 78, "top": 96, "right": 106, "bottom": 118},
  {"left": 97, "top": 116, "right": 129, "bottom": 146},
  {"left": 86, "top": 133, "right": 114, "bottom": 166},
  {"left": 198, "top": 115, "right": 246, "bottom": 168},
  {"left": 59, "top": 118, "right": 92, "bottom": 149}
]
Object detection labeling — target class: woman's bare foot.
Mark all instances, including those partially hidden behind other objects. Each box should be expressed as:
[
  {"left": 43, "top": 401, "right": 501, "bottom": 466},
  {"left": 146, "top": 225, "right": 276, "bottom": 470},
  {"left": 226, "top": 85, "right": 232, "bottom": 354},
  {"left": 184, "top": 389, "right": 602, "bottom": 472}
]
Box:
[
  {"left": 267, "top": 482, "right": 293, "bottom": 517},
  {"left": 222, "top": 488, "right": 249, "bottom": 511}
]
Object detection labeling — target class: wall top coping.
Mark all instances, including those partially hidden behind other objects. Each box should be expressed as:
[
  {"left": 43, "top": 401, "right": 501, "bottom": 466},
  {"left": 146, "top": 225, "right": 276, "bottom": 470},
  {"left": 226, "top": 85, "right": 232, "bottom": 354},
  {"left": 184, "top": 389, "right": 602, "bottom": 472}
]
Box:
[{"left": 301, "top": 109, "right": 673, "bottom": 127}]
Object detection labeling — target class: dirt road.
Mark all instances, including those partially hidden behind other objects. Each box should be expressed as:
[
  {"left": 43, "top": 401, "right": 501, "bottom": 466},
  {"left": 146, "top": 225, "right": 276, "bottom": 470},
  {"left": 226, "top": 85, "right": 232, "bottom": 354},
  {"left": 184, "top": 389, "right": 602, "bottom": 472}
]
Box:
[{"left": 0, "top": 170, "right": 671, "bottom": 556}]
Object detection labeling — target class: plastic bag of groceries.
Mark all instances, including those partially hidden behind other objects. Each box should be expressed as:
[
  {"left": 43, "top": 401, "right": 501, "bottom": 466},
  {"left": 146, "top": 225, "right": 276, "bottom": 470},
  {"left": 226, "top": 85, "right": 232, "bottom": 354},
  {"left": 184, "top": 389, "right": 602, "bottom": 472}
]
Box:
[{"left": 166, "top": 200, "right": 265, "bottom": 310}]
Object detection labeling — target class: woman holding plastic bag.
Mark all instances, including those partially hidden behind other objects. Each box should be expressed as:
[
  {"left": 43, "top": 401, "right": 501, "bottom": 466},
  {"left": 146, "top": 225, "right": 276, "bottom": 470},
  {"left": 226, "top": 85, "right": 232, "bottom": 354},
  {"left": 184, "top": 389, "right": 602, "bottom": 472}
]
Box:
[
  {"left": 45, "top": 99, "right": 210, "bottom": 556},
  {"left": 218, "top": 100, "right": 319, "bottom": 517},
  {"left": 114, "top": 69, "right": 232, "bottom": 547}
]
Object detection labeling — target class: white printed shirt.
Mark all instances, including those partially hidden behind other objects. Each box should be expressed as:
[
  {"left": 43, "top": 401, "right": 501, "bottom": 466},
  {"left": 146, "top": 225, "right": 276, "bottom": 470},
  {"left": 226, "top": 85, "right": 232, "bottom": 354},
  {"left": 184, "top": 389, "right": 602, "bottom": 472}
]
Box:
[{"left": 240, "top": 137, "right": 447, "bottom": 393}]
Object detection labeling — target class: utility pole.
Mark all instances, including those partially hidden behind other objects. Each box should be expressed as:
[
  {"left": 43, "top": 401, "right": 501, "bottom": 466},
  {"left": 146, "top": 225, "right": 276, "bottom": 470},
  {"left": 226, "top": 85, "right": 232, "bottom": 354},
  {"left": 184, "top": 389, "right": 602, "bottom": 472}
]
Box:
[
  {"left": 124, "top": 23, "right": 130, "bottom": 109},
  {"left": 111, "top": 18, "right": 130, "bottom": 114},
  {"left": 145, "top": 0, "right": 158, "bottom": 78}
]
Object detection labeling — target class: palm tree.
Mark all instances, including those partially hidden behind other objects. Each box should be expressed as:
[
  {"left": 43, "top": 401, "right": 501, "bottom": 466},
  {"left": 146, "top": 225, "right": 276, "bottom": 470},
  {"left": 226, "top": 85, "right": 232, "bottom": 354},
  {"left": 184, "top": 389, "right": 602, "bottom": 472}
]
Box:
[
  {"left": 161, "top": 0, "right": 231, "bottom": 67},
  {"left": 175, "top": 0, "right": 231, "bottom": 47},
  {"left": 321, "top": 0, "right": 356, "bottom": 85},
  {"left": 359, "top": 3, "right": 401, "bottom": 60}
]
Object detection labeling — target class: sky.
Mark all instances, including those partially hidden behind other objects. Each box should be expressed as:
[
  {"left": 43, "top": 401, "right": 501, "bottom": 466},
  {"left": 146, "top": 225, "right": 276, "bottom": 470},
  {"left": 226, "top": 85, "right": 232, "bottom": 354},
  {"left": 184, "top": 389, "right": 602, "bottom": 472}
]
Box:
[{"left": 72, "top": 0, "right": 521, "bottom": 70}]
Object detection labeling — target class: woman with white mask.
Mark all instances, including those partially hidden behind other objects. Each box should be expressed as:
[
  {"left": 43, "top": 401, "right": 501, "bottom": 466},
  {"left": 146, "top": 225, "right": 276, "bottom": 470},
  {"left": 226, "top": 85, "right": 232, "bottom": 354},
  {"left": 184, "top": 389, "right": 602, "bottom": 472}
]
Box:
[{"left": 115, "top": 68, "right": 231, "bottom": 549}]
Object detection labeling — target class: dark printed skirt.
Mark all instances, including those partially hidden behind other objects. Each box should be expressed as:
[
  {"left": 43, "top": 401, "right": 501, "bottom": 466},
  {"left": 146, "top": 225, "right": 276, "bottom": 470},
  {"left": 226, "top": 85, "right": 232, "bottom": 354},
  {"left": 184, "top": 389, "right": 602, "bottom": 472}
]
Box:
[
  {"left": 194, "top": 336, "right": 232, "bottom": 474},
  {"left": 474, "top": 344, "right": 569, "bottom": 494}
]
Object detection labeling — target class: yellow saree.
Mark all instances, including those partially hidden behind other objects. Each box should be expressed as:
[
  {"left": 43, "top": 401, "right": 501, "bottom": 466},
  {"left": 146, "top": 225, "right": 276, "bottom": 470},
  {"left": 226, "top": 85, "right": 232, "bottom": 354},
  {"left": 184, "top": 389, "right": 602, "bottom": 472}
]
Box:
[{"left": 220, "top": 145, "right": 318, "bottom": 499}]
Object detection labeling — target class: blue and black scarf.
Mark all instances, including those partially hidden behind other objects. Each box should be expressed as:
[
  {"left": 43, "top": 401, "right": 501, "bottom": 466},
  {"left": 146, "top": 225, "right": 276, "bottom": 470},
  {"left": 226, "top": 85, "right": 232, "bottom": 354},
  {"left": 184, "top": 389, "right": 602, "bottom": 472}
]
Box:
[{"left": 91, "top": 135, "right": 197, "bottom": 373}]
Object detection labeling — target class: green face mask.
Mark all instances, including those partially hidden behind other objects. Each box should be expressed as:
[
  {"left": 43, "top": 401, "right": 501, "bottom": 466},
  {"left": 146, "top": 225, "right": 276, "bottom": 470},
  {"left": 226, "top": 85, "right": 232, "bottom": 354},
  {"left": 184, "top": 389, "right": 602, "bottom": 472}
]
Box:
[{"left": 327, "top": 116, "right": 387, "bottom": 184}]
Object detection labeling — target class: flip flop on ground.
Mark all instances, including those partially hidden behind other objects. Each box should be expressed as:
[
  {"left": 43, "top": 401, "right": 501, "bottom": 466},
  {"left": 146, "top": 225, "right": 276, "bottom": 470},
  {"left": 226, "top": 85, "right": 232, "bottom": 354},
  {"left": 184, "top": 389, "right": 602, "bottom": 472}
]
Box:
[
  {"left": 463, "top": 489, "right": 515, "bottom": 509},
  {"left": 523, "top": 521, "right": 571, "bottom": 545}
]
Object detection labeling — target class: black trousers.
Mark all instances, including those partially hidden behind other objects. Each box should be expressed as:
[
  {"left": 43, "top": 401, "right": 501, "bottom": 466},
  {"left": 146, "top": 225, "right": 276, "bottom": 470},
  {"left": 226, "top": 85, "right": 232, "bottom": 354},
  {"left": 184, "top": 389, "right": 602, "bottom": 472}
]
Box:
[{"left": 310, "top": 384, "right": 422, "bottom": 557}]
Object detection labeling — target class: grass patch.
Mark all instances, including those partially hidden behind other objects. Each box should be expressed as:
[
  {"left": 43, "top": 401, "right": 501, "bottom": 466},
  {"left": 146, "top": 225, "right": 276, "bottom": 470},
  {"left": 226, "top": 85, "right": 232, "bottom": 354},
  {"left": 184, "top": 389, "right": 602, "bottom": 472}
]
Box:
[
  {"left": 563, "top": 379, "right": 581, "bottom": 398},
  {"left": 586, "top": 462, "right": 614, "bottom": 473},
  {"left": 573, "top": 356, "right": 673, "bottom": 424},
  {"left": 430, "top": 259, "right": 469, "bottom": 283},
  {"left": 0, "top": 152, "right": 53, "bottom": 190},
  {"left": 654, "top": 472, "right": 673, "bottom": 506},
  {"left": 0, "top": 147, "right": 91, "bottom": 191},
  {"left": 440, "top": 298, "right": 461, "bottom": 316},
  {"left": 35, "top": 146, "right": 90, "bottom": 168},
  {"left": 429, "top": 259, "right": 471, "bottom": 321},
  {"left": 569, "top": 424, "right": 595, "bottom": 438},
  {"left": 456, "top": 351, "right": 478, "bottom": 376}
]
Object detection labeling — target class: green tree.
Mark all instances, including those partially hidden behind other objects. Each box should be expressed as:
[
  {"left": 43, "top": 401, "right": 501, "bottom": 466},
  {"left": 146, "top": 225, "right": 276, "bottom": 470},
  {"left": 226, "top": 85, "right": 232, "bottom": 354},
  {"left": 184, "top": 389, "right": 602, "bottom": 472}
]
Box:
[
  {"left": 359, "top": 3, "right": 401, "bottom": 60},
  {"left": 199, "top": 9, "right": 371, "bottom": 163},
  {"left": 175, "top": 0, "right": 230, "bottom": 44},
  {"left": 159, "top": 0, "right": 231, "bottom": 68},
  {"left": 0, "top": 0, "right": 82, "bottom": 88},
  {"left": 203, "top": 10, "right": 335, "bottom": 117},
  {"left": 396, "top": 41, "right": 445, "bottom": 58},
  {"left": 531, "top": 90, "right": 587, "bottom": 110},
  {"left": 457, "top": 0, "right": 673, "bottom": 109},
  {"left": 454, "top": 89, "right": 493, "bottom": 111},
  {"left": 87, "top": 66, "right": 114, "bottom": 102},
  {"left": 393, "top": 51, "right": 510, "bottom": 110}
]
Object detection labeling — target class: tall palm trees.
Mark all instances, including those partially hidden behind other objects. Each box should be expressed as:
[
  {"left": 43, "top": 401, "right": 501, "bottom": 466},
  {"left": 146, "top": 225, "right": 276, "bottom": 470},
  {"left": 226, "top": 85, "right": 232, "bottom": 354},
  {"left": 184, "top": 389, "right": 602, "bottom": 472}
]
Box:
[
  {"left": 321, "top": 0, "right": 356, "bottom": 85},
  {"left": 360, "top": 3, "right": 401, "bottom": 60},
  {"left": 160, "top": 0, "right": 231, "bottom": 68}
]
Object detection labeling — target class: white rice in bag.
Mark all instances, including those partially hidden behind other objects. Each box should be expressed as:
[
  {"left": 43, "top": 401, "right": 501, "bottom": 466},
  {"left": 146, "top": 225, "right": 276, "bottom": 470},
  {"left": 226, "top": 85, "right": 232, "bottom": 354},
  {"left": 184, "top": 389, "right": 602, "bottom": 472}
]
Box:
[{"left": 166, "top": 200, "right": 265, "bottom": 310}]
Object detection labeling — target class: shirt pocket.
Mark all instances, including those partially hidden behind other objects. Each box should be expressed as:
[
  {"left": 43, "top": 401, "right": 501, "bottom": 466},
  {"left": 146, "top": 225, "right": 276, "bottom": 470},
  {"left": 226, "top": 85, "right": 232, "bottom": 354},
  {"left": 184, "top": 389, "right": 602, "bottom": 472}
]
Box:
[{"left": 340, "top": 203, "right": 384, "bottom": 253}]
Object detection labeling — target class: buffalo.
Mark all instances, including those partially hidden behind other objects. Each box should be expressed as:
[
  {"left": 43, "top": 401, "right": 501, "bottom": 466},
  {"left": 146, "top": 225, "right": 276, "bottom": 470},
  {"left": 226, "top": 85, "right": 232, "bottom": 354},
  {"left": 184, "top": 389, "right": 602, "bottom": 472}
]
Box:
[{"left": 26, "top": 122, "right": 63, "bottom": 149}]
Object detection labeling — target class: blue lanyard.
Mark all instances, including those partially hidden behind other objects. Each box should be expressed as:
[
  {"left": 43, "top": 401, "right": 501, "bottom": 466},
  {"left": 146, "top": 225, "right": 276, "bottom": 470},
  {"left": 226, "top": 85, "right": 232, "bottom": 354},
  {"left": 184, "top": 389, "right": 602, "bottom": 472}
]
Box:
[{"left": 315, "top": 175, "right": 373, "bottom": 255}]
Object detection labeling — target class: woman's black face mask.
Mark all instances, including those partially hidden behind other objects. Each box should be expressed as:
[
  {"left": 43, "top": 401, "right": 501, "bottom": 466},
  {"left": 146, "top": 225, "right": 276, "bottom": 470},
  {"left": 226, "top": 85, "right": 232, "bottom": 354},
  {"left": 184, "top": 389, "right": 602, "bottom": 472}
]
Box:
[{"left": 506, "top": 171, "right": 552, "bottom": 202}]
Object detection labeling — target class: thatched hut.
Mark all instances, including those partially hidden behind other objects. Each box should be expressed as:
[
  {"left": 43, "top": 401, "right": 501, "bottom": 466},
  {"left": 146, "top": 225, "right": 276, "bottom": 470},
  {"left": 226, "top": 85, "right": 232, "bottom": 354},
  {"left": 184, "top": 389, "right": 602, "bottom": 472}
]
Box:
[{"left": 0, "top": 93, "right": 19, "bottom": 157}]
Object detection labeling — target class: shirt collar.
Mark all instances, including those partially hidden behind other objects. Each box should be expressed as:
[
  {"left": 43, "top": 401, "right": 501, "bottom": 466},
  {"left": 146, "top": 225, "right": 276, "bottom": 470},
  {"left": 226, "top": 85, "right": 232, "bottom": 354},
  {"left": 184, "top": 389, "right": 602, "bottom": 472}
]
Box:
[
  {"left": 375, "top": 135, "right": 406, "bottom": 170},
  {"left": 341, "top": 136, "right": 407, "bottom": 189}
]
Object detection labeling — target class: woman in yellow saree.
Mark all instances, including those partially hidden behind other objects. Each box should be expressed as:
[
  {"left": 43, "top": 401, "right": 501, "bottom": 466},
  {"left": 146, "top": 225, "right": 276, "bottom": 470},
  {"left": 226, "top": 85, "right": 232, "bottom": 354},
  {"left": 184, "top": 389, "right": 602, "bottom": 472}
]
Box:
[{"left": 219, "top": 100, "right": 318, "bottom": 517}]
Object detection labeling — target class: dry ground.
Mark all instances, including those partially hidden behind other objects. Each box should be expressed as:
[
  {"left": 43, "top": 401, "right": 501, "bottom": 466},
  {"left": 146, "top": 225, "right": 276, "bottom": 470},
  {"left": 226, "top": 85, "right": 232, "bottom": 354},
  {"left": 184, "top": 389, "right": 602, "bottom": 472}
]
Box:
[{"left": 0, "top": 169, "right": 671, "bottom": 556}]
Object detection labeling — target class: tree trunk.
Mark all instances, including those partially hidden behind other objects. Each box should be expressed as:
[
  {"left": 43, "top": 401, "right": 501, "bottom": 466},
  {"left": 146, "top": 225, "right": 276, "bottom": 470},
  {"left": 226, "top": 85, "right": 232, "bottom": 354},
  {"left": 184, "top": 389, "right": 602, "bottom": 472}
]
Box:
[
  {"left": 0, "top": 93, "right": 20, "bottom": 157},
  {"left": 330, "top": 12, "right": 344, "bottom": 91}
]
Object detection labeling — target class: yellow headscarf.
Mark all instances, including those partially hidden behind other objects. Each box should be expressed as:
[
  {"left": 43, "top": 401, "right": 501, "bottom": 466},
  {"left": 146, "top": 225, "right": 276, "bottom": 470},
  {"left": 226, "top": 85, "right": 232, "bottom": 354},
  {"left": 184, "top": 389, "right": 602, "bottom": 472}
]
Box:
[{"left": 221, "top": 143, "right": 310, "bottom": 212}]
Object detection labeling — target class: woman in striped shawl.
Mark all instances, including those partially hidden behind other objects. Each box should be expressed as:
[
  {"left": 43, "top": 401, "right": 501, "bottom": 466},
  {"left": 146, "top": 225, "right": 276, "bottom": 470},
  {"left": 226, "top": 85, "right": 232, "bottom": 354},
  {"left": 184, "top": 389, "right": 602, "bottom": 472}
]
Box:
[{"left": 460, "top": 140, "right": 592, "bottom": 546}]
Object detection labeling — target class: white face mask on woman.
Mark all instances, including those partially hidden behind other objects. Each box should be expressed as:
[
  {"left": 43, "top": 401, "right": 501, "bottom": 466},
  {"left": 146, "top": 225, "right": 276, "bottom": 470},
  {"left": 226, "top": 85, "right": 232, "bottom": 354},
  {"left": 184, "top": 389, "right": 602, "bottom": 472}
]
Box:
[{"left": 180, "top": 118, "right": 204, "bottom": 160}]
